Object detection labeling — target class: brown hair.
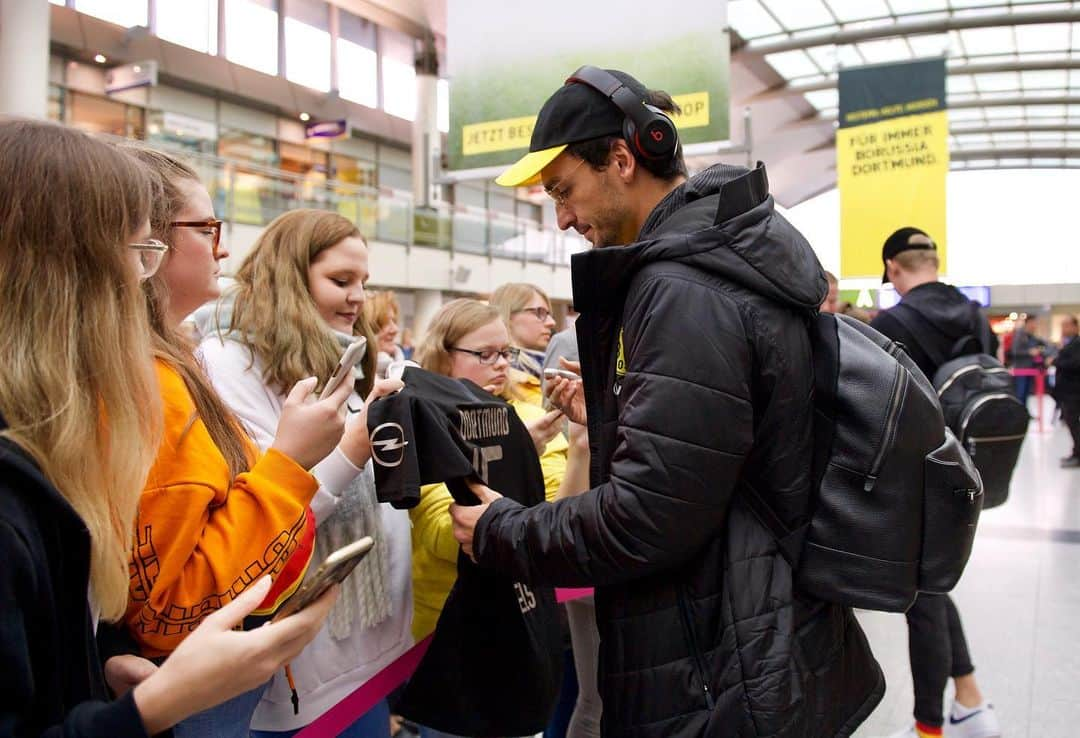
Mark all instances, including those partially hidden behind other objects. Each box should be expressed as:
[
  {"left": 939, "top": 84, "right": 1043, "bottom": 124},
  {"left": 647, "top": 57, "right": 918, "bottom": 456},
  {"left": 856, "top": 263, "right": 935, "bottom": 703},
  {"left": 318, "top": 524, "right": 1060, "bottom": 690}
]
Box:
[
  {"left": 364, "top": 290, "right": 401, "bottom": 333},
  {"left": 415, "top": 299, "right": 502, "bottom": 379},
  {"left": 824, "top": 270, "right": 838, "bottom": 286},
  {"left": 0, "top": 120, "right": 162, "bottom": 621},
  {"left": 227, "top": 209, "right": 376, "bottom": 396},
  {"left": 120, "top": 144, "right": 253, "bottom": 482}
]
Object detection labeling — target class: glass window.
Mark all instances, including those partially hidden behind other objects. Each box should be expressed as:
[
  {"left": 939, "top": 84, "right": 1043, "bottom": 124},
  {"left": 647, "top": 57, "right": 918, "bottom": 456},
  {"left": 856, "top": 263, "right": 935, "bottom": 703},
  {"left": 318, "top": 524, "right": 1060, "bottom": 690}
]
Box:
[
  {"left": 330, "top": 153, "right": 376, "bottom": 187},
  {"left": 74, "top": 0, "right": 147, "bottom": 28},
  {"left": 68, "top": 91, "right": 129, "bottom": 136},
  {"left": 280, "top": 142, "right": 328, "bottom": 179},
  {"left": 157, "top": 0, "right": 218, "bottom": 55},
  {"left": 225, "top": 0, "right": 279, "bottom": 76},
  {"left": 284, "top": 0, "right": 330, "bottom": 92},
  {"left": 48, "top": 85, "right": 65, "bottom": 123},
  {"left": 218, "top": 126, "right": 278, "bottom": 167},
  {"left": 338, "top": 10, "right": 377, "bottom": 107},
  {"left": 146, "top": 110, "right": 218, "bottom": 154},
  {"left": 381, "top": 27, "right": 416, "bottom": 121}
]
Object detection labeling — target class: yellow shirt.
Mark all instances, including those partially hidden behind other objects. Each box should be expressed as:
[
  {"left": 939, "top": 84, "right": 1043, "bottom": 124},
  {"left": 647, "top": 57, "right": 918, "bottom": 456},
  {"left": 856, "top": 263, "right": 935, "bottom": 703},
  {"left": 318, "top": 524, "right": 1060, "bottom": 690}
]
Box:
[
  {"left": 510, "top": 368, "right": 544, "bottom": 409},
  {"left": 409, "top": 399, "right": 568, "bottom": 640}
]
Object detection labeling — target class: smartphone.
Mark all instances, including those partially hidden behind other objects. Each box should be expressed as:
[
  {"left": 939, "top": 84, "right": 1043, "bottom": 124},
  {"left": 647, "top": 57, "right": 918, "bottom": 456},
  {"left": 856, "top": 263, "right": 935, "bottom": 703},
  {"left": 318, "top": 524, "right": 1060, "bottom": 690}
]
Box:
[
  {"left": 543, "top": 367, "right": 580, "bottom": 381},
  {"left": 320, "top": 337, "right": 367, "bottom": 400},
  {"left": 272, "top": 536, "right": 374, "bottom": 621}
]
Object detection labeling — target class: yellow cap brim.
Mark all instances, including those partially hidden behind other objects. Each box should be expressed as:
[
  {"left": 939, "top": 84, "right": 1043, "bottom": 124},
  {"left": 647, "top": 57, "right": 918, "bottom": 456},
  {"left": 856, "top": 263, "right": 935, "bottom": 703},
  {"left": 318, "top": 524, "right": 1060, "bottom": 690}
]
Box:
[{"left": 494, "top": 144, "right": 567, "bottom": 187}]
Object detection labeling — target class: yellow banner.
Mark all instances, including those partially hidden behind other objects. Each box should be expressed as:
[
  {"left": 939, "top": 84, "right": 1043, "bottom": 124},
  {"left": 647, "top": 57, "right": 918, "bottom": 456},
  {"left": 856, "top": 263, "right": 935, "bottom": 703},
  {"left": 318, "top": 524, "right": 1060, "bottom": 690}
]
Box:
[
  {"left": 460, "top": 92, "right": 711, "bottom": 156},
  {"left": 670, "top": 92, "right": 709, "bottom": 129},
  {"left": 462, "top": 116, "right": 537, "bottom": 156},
  {"left": 838, "top": 110, "right": 949, "bottom": 278}
]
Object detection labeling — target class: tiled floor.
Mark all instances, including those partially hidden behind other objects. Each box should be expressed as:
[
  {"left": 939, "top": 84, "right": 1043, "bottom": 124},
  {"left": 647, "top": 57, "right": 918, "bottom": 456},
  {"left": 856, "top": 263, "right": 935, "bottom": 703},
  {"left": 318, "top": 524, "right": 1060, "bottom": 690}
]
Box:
[{"left": 853, "top": 398, "right": 1080, "bottom": 738}]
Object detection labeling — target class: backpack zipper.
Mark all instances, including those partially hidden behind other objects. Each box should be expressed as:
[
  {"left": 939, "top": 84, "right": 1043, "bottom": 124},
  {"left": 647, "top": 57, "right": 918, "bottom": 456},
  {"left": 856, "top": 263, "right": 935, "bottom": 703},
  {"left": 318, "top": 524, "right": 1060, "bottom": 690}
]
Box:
[
  {"left": 676, "top": 587, "right": 715, "bottom": 709},
  {"left": 965, "top": 431, "right": 1027, "bottom": 459},
  {"left": 957, "top": 392, "right": 1022, "bottom": 441},
  {"left": 937, "top": 364, "right": 1011, "bottom": 397},
  {"left": 865, "top": 359, "right": 909, "bottom": 492}
]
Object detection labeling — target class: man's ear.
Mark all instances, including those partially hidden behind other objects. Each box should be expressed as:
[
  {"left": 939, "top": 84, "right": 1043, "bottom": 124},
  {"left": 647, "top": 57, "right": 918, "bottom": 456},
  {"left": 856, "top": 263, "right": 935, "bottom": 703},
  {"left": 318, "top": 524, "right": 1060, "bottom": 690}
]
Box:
[{"left": 610, "top": 139, "right": 637, "bottom": 183}]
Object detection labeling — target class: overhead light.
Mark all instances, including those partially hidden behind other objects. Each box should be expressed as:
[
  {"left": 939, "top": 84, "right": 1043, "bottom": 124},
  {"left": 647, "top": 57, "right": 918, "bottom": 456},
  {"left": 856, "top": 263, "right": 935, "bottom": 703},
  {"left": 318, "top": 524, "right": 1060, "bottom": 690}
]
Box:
[
  {"left": 299, "top": 112, "right": 311, "bottom": 122},
  {"left": 94, "top": 54, "right": 107, "bottom": 64}
]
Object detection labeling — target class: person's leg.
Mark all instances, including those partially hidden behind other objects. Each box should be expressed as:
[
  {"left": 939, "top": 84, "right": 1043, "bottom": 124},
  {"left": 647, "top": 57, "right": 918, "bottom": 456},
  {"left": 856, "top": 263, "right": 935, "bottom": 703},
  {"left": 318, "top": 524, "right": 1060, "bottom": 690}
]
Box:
[
  {"left": 543, "top": 647, "right": 578, "bottom": 738},
  {"left": 905, "top": 593, "right": 951, "bottom": 731},
  {"left": 173, "top": 682, "right": 267, "bottom": 738},
  {"left": 1014, "top": 375, "right": 1032, "bottom": 408},
  {"left": 565, "top": 597, "right": 602, "bottom": 738},
  {"left": 944, "top": 595, "right": 980, "bottom": 706},
  {"left": 1062, "top": 398, "right": 1080, "bottom": 460}
]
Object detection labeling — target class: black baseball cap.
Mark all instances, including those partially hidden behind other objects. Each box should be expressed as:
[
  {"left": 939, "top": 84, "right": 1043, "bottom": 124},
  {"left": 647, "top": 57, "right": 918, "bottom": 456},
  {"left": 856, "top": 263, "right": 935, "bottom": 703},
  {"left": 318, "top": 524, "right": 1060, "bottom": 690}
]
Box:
[
  {"left": 495, "top": 69, "right": 648, "bottom": 187},
  {"left": 881, "top": 226, "right": 935, "bottom": 284}
]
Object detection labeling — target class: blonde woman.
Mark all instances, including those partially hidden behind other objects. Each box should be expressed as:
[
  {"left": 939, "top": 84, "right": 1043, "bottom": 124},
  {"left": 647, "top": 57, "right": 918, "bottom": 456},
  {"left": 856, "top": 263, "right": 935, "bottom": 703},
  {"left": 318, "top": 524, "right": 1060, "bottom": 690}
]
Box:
[
  {"left": 364, "top": 290, "right": 405, "bottom": 376},
  {"left": 410, "top": 299, "right": 587, "bottom": 647},
  {"left": 489, "top": 283, "right": 559, "bottom": 407},
  {"left": 0, "top": 120, "right": 333, "bottom": 737},
  {"left": 198, "top": 210, "right": 413, "bottom": 738},
  {"left": 121, "top": 149, "right": 357, "bottom": 738}
]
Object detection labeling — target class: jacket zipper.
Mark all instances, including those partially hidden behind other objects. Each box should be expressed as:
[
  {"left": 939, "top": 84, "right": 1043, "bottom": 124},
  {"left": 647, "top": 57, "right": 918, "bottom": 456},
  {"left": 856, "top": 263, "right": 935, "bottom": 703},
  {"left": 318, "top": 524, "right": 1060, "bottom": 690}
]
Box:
[
  {"left": 865, "top": 359, "right": 908, "bottom": 492},
  {"left": 677, "top": 587, "right": 715, "bottom": 709},
  {"left": 957, "top": 392, "right": 1020, "bottom": 441},
  {"left": 937, "top": 364, "right": 1011, "bottom": 397}
]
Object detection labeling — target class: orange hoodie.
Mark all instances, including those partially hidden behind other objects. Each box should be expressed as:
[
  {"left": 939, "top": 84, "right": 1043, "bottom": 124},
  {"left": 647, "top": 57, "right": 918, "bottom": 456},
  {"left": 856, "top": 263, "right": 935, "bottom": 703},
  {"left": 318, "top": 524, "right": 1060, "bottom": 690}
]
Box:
[{"left": 126, "top": 360, "right": 317, "bottom": 658}]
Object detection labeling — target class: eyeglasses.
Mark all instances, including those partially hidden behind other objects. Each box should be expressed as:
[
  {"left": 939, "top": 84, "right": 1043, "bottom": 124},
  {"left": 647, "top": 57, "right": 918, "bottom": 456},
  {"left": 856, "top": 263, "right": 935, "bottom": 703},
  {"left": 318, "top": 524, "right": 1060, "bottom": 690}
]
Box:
[
  {"left": 513, "top": 306, "right": 552, "bottom": 321},
  {"left": 170, "top": 219, "right": 224, "bottom": 258},
  {"left": 544, "top": 158, "right": 585, "bottom": 208},
  {"left": 449, "top": 346, "right": 520, "bottom": 365},
  {"left": 128, "top": 238, "right": 169, "bottom": 280}
]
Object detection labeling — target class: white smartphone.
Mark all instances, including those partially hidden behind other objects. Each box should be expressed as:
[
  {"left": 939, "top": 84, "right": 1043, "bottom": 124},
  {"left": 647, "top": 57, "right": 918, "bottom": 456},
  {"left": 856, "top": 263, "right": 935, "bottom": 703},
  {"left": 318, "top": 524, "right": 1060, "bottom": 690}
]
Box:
[
  {"left": 320, "top": 337, "right": 367, "bottom": 400},
  {"left": 543, "top": 367, "right": 580, "bottom": 381},
  {"left": 272, "top": 536, "right": 374, "bottom": 621}
]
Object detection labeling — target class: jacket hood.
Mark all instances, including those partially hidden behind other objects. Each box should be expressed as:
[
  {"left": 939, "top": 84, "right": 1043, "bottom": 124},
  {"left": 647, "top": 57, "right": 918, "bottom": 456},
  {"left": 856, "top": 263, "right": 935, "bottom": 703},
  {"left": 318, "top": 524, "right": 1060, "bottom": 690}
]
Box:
[
  {"left": 900, "top": 281, "right": 980, "bottom": 340},
  {"left": 572, "top": 164, "right": 827, "bottom": 313}
]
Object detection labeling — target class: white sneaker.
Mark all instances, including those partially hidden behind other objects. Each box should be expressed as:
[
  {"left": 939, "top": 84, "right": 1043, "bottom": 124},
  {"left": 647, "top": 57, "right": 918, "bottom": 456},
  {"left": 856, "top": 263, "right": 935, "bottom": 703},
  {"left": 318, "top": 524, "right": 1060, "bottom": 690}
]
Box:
[{"left": 945, "top": 701, "right": 1001, "bottom": 738}]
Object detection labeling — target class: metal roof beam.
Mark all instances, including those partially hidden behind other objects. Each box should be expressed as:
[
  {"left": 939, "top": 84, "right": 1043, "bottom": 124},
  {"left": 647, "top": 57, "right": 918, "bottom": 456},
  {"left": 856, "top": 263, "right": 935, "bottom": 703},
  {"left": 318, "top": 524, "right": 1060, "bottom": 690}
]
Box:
[
  {"left": 785, "top": 96, "right": 1080, "bottom": 129},
  {"left": 952, "top": 147, "right": 1080, "bottom": 159},
  {"left": 744, "top": 59, "right": 1080, "bottom": 103},
  {"left": 742, "top": 8, "right": 1080, "bottom": 56}
]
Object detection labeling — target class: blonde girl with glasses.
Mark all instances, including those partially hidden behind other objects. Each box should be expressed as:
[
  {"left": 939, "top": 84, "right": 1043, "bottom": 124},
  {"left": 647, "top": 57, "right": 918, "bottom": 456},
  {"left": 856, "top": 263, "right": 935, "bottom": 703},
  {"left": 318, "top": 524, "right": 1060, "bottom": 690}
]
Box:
[
  {"left": 0, "top": 119, "right": 334, "bottom": 737},
  {"left": 489, "top": 283, "right": 559, "bottom": 409},
  {"left": 196, "top": 209, "right": 412, "bottom": 738},
  {"left": 408, "top": 300, "right": 587, "bottom": 654},
  {"left": 119, "top": 147, "right": 357, "bottom": 738}
]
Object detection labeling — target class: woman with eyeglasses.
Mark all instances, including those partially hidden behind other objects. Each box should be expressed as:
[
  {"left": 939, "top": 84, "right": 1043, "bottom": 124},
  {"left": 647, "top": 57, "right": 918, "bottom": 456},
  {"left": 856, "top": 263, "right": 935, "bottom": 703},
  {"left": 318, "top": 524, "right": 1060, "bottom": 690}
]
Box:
[
  {"left": 118, "top": 147, "right": 358, "bottom": 738},
  {"left": 196, "top": 209, "right": 413, "bottom": 738},
  {"left": 489, "top": 283, "right": 559, "bottom": 409},
  {"left": 408, "top": 300, "right": 586, "bottom": 664},
  {"left": 0, "top": 119, "right": 336, "bottom": 737}
]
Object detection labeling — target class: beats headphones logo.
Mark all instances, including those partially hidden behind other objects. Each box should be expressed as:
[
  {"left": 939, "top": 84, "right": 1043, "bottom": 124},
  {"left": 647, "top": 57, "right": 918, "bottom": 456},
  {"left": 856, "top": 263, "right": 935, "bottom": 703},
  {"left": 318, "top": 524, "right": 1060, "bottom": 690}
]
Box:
[{"left": 651, "top": 129, "right": 665, "bottom": 142}]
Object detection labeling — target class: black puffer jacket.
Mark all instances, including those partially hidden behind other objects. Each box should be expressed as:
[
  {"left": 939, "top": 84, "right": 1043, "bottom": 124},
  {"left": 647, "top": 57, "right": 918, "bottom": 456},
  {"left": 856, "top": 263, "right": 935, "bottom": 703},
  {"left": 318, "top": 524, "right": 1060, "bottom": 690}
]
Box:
[{"left": 474, "top": 165, "right": 883, "bottom": 737}]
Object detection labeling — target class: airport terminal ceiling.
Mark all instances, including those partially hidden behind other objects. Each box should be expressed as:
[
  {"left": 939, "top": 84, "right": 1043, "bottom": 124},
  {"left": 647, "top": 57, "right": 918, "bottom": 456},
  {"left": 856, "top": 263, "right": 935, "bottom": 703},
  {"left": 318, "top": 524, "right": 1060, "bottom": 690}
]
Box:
[{"left": 724, "top": 0, "right": 1080, "bottom": 206}]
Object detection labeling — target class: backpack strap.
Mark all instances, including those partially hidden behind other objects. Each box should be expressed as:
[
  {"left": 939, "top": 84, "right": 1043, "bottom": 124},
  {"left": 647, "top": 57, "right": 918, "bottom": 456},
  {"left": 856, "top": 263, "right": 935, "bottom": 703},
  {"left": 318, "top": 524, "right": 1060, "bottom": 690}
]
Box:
[
  {"left": 741, "top": 480, "right": 809, "bottom": 569},
  {"left": 889, "top": 303, "right": 950, "bottom": 367}
]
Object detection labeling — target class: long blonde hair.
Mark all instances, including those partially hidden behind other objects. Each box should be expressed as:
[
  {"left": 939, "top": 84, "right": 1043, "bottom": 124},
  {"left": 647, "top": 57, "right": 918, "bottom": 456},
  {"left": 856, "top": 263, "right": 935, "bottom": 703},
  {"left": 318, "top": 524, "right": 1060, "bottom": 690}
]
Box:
[
  {"left": 416, "top": 299, "right": 511, "bottom": 399},
  {"left": 228, "top": 210, "right": 376, "bottom": 395},
  {"left": 489, "top": 282, "right": 551, "bottom": 341},
  {"left": 0, "top": 120, "right": 162, "bottom": 621},
  {"left": 119, "top": 144, "right": 253, "bottom": 482}
]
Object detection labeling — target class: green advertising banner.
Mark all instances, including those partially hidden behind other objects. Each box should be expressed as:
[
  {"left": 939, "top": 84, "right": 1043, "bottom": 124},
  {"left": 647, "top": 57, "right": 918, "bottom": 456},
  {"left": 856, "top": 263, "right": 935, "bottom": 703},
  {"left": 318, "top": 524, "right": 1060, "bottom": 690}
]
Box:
[{"left": 446, "top": 0, "right": 730, "bottom": 171}]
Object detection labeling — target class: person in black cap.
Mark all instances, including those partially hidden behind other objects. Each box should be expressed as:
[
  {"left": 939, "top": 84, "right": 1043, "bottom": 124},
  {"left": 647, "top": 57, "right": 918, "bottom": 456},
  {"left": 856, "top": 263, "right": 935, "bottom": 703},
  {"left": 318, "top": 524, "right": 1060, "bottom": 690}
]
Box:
[
  {"left": 451, "top": 67, "right": 883, "bottom": 737},
  {"left": 869, "top": 228, "right": 1002, "bottom": 738}
]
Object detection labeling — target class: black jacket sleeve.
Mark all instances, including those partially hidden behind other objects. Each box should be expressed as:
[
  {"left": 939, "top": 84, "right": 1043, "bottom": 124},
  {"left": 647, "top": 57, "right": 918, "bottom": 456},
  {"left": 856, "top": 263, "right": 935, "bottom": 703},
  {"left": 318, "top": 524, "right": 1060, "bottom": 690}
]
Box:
[
  {"left": 474, "top": 271, "right": 754, "bottom": 586},
  {"left": 0, "top": 523, "right": 149, "bottom": 738},
  {"left": 1056, "top": 339, "right": 1080, "bottom": 372}
]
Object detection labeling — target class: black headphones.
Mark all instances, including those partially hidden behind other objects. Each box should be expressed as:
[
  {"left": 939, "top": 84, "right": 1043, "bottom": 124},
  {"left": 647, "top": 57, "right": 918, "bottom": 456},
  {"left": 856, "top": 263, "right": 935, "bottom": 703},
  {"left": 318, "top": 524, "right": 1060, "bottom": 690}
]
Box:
[{"left": 565, "top": 65, "right": 679, "bottom": 161}]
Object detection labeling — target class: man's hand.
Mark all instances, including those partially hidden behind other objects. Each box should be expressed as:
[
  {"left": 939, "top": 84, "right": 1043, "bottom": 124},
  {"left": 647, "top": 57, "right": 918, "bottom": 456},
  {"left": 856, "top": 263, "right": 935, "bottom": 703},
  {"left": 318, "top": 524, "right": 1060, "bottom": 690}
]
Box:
[
  {"left": 450, "top": 479, "right": 503, "bottom": 561},
  {"left": 544, "top": 359, "right": 587, "bottom": 426}
]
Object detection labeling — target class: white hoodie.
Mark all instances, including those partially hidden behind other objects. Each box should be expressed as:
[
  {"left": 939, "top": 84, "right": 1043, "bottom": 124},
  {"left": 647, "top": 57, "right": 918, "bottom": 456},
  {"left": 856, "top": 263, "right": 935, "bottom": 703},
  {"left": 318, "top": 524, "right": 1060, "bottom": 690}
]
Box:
[{"left": 198, "top": 335, "right": 414, "bottom": 732}]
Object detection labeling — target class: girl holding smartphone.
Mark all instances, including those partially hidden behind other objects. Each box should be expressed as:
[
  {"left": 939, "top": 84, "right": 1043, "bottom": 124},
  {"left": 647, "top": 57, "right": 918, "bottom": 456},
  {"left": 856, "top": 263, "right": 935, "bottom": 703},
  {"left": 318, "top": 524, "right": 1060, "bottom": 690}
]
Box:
[
  {"left": 198, "top": 209, "right": 413, "bottom": 738},
  {"left": 0, "top": 119, "right": 335, "bottom": 737}
]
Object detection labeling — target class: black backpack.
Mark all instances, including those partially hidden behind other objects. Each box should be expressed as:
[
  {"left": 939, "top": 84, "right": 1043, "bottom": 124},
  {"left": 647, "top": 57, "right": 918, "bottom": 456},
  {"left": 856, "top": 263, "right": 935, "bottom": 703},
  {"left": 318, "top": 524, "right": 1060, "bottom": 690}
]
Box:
[
  {"left": 745, "top": 312, "right": 984, "bottom": 613},
  {"left": 893, "top": 303, "right": 1028, "bottom": 509}
]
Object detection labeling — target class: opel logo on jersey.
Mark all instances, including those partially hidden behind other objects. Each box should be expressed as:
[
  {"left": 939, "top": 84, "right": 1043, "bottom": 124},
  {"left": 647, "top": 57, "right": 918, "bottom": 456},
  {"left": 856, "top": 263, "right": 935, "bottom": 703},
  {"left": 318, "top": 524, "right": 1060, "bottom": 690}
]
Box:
[{"left": 370, "top": 422, "right": 409, "bottom": 467}]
